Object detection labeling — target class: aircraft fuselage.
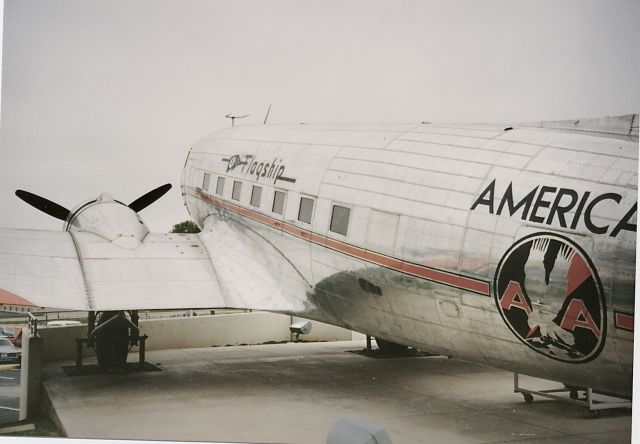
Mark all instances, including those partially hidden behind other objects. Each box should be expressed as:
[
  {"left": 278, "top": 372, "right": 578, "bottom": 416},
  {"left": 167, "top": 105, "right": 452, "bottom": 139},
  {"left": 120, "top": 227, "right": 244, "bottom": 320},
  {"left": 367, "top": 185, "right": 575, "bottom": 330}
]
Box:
[{"left": 181, "top": 122, "right": 636, "bottom": 397}]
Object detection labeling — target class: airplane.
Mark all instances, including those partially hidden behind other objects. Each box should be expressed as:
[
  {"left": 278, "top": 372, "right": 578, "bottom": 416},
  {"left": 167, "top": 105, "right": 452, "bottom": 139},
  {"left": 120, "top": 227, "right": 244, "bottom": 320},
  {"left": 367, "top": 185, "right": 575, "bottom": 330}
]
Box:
[{"left": 0, "top": 114, "right": 636, "bottom": 399}]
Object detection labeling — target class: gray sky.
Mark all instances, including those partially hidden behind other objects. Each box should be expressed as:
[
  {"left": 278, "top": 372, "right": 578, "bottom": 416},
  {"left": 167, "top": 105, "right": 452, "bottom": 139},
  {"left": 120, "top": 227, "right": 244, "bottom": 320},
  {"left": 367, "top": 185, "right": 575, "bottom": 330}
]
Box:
[{"left": 1, "top": 0, "right": 639, "bottom": 232}]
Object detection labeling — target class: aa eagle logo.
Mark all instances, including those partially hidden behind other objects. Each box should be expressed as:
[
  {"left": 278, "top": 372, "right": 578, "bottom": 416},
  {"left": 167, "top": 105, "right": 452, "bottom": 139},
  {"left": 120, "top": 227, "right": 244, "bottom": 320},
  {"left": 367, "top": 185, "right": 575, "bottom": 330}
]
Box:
[{"left": 494, "top": 233, "right": 606, "bottom": 363}]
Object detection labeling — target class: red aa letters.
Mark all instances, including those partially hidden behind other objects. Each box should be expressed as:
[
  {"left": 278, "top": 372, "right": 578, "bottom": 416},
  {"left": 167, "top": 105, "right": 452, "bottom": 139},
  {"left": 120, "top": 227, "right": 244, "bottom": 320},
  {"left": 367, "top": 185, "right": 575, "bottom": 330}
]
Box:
[{"left": 499, "top": 281, "right": 532, "bottom": 316}]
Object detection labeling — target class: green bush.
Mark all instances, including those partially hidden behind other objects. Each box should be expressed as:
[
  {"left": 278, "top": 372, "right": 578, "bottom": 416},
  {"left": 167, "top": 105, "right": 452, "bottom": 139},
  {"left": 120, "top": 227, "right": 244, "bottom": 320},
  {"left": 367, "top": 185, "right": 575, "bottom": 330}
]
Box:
[{"left": 170, "top": 220, "right": 201, "bottom": 233}]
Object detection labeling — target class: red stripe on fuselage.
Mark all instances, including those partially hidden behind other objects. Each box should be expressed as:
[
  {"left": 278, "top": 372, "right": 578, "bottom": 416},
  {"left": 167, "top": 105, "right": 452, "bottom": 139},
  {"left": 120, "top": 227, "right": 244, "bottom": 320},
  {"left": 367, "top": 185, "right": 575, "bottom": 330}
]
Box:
[
  {"left": 615, "top": 312, "right": 634, "bottom": 331},
  {"left": 191, "top": 189, "right": 491, "bottom": 296}
]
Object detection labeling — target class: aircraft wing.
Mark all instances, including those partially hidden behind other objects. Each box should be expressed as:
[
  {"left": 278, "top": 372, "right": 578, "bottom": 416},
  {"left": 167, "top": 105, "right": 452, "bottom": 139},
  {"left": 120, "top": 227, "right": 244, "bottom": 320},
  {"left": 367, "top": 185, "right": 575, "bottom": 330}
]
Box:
[
  {"left": 0, "top": 227, "right": 226, "bottom": 311},
  {"left": 0, "top": 222, "right": 309, "bottom": 312}
]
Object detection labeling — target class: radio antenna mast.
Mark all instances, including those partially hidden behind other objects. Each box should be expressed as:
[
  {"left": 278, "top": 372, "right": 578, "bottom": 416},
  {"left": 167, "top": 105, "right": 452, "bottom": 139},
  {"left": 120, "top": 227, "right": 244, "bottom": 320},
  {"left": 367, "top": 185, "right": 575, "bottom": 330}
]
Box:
[
  {"left": 263, "top": 104, "right": 272, "bottom": 125},
  {"left": 225, "top": 114, "right": 249, "bottom": 127}
]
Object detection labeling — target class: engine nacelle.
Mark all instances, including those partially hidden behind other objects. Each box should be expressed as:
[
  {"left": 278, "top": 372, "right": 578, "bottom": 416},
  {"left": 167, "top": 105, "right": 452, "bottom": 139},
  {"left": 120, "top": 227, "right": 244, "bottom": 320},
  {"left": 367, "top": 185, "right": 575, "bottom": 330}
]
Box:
[{"left": 65, "top": 193, "right": 149, "bottom": 249}]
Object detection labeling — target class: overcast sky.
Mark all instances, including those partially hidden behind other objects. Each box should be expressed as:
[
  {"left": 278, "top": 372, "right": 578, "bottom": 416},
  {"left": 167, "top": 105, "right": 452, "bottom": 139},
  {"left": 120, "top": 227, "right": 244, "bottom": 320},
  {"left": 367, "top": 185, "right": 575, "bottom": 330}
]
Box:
[{"left": 1, "top": 0, "right": 639, "bottom": 232}]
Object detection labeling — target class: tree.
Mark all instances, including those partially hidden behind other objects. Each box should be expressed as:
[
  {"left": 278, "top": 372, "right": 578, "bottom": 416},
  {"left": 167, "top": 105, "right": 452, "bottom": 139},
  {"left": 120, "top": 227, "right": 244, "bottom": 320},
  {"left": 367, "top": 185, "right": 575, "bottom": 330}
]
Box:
[{"left": 171, "top": 220, "right": 201, "bottom": 233}]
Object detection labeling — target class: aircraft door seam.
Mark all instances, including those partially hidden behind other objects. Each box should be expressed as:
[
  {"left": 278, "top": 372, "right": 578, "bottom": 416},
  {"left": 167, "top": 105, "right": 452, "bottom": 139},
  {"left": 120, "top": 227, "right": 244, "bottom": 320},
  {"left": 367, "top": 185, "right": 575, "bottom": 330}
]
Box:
[{"left": 458, "top": 136, "right": 546, "bottom": 283}]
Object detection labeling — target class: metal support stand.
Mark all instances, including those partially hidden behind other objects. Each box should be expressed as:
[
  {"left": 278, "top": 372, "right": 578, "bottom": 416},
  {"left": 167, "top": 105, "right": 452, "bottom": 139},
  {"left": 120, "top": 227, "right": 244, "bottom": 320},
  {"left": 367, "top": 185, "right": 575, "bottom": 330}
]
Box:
[
  {"left": 366, "top": 335, "right": 372, "bottom": 352},
  {"left": 513, "top": 372, "right": 632, "bottom": 417},
  {"left": 75, "top": 337, "right": 84, "bottom": 369},
  {"left": 74, "top": 334, "right": 149, "bottom": 372},
  {"left": 138, "top": 335, "right": 148, "bottom": 370}
]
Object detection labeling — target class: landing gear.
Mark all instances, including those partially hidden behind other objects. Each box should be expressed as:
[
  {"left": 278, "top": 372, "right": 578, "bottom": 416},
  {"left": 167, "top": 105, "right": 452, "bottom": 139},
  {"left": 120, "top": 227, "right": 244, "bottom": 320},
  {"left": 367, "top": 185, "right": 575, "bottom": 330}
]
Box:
[
  {"left": 87, "top": 310, "right": 141, "bottom": 372},
  {"left": 375, "top": 338, "right": 410, "bottom": 354},
  {"left": 522, "top": 393, "right": 534, "bottom": 403}
]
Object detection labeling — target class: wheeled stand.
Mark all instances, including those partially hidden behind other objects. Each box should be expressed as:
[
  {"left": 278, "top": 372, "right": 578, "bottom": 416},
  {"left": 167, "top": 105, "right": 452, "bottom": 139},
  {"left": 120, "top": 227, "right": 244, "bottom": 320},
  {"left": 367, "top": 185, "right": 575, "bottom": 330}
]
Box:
[{"left": 514, "top": 373, "right": 632, "bottom": 417}]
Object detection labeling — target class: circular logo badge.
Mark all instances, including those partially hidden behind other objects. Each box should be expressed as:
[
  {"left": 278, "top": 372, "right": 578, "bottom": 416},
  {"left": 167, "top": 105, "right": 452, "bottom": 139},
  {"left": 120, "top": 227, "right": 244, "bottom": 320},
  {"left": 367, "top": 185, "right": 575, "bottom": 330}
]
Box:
[{"left": 494, "top": 232, "right": 606, "bottom": 363}]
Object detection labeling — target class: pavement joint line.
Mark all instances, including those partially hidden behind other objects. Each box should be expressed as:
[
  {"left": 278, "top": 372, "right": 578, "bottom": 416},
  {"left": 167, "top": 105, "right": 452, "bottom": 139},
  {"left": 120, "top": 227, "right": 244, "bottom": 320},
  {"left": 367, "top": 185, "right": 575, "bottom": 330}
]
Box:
[
  {"left": 379, "top": 379, "right": 532, "bottom": 412},
  {"left": 492, "top": 402, "right": 632, "bottom": 421},
  {"left": 482, "top": 432, "right": 577, "bottom": 444},
  {"left": 478, "top": 407, "right": 607, "bottom": 437}
]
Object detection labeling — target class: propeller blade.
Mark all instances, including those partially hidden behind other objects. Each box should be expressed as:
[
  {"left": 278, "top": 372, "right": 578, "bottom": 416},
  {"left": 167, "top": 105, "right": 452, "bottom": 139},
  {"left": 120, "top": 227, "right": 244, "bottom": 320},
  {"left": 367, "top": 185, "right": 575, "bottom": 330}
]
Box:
[
  {"left": 129, "top": 183, "right": 172, "bottom": 212},
  {"left": 15, "top": 190, "right": 71, "bottom": 221}
]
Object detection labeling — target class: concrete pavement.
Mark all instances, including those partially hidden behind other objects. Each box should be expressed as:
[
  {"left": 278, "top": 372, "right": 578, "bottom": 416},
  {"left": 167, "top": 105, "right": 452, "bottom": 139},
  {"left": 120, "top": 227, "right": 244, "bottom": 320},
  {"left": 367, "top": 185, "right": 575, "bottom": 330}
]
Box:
[
  {"left": 42, "top": 340, "right": 631, "bottom": 443},
  {"left": 0, "top": 367, "right": 20, "bottom": 425}
]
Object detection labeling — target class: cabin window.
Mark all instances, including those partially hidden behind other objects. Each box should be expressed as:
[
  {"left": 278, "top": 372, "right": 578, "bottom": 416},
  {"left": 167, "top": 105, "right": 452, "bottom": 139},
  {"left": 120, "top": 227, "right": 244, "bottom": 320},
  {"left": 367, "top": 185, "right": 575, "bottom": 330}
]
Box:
[
  {"left": 232, "top": 180, "right": 242, "bottom": 201},
  {"left": 250, "top": 185, "right": 262, "bottom": 207},
  {"left": 202, "top": 173, "right": 211, "bottom": 191},
  {"left": 272, "top": 191, "right": 286, "bottom": 215},
  {"left": 298, "top": 197, "right": 314, "bottom": 224},
  {"left": 330, "top": 205, "right": 350, "bottom": 236},
  {"left": 215, "top": 177, "right": 225, "bottom": 195}
]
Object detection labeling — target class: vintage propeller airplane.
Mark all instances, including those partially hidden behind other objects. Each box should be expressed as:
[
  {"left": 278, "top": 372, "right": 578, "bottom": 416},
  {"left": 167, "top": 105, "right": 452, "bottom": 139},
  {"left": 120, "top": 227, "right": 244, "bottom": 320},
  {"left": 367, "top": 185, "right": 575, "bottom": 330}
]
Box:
[{"left": 0, "top": 114, "right": 636, "bottom": 398}]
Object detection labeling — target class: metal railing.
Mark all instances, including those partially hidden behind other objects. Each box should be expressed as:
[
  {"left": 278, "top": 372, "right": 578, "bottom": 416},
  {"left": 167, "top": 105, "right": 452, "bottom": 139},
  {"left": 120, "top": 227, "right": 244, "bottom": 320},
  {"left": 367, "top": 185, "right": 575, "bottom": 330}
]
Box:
[
  {"left": 1, "top": 307, "right": 254, "bottom": 326},
  {"left": 27, "top": 312, "right": 39, "bottom": 337}
]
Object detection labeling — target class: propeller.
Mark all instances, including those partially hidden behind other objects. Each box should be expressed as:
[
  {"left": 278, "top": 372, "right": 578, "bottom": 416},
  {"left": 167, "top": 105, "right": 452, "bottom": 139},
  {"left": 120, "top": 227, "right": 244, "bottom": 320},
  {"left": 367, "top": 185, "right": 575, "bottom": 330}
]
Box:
[
  {"left": 15, "top": 183, "right": 172, "bottom": 220},
  {"left": 128, "top": 183, "right": 172, "bottom": 212},
  {"left": 15, "top": 190, "right": 71, "bottom": 221}
]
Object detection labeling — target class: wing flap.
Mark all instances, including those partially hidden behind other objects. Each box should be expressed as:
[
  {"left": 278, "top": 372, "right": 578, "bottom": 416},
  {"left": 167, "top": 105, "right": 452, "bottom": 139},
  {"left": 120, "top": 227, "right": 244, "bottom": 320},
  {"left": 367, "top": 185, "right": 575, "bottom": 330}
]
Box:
[{"left": 75, "top": 232, "right": 225, "bottom": 310}]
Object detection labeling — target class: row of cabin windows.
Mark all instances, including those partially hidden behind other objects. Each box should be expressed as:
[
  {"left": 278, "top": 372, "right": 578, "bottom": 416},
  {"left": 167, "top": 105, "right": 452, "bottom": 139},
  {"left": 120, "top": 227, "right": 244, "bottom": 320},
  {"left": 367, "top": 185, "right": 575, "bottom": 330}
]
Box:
[{"left": 202, "top": 173, "right": 350, "bottom": 235}]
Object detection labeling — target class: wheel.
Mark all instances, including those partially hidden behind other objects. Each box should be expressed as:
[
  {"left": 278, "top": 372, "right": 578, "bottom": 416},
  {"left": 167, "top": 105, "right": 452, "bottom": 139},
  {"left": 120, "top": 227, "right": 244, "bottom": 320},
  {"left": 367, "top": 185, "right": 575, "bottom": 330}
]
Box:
[
  {"left": 569, "top": 389, "right": 579, "bottom": 400},
  {"left": 94, "top": 311, "right": 130, "bottom": 371},
  {"left": 375, "top": 338, "right": 410, "bottom": 354},
  {"left": 523, "top": 393, "right": 534, "bottom": 403}
]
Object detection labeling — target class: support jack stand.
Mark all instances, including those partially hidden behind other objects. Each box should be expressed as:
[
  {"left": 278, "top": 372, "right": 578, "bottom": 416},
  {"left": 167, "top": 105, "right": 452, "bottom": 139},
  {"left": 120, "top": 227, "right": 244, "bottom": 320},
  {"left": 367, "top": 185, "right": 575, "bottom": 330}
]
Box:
[
  {"left": 513, "top": 373, "right": 631, "bottom": 417},
  {"left": 75, "top": 335, "right": 149, "bottom": 371},
  {"left": 65, "top": 335, "right": 159, "bottom": 376}
]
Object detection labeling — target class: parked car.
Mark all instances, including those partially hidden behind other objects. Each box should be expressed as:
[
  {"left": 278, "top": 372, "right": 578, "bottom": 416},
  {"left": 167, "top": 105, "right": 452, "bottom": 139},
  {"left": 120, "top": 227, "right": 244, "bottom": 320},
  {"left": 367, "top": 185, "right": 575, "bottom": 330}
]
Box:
[
  {"left": 0, "top": 325, "right": 22, "bottom": 347},
  {"left": 0, "top": 326, "right": 15, "bottom": 339},
  {"left": 0, "top": 338, "right": 21, "bottom": 363}
]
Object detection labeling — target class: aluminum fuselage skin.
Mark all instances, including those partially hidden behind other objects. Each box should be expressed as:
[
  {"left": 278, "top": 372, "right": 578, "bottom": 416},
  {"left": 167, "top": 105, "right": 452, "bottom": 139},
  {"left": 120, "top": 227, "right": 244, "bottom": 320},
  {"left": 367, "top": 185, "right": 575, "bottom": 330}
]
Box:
[{"left": 182, "top": 123, "right": 636, "bottom": 397}]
